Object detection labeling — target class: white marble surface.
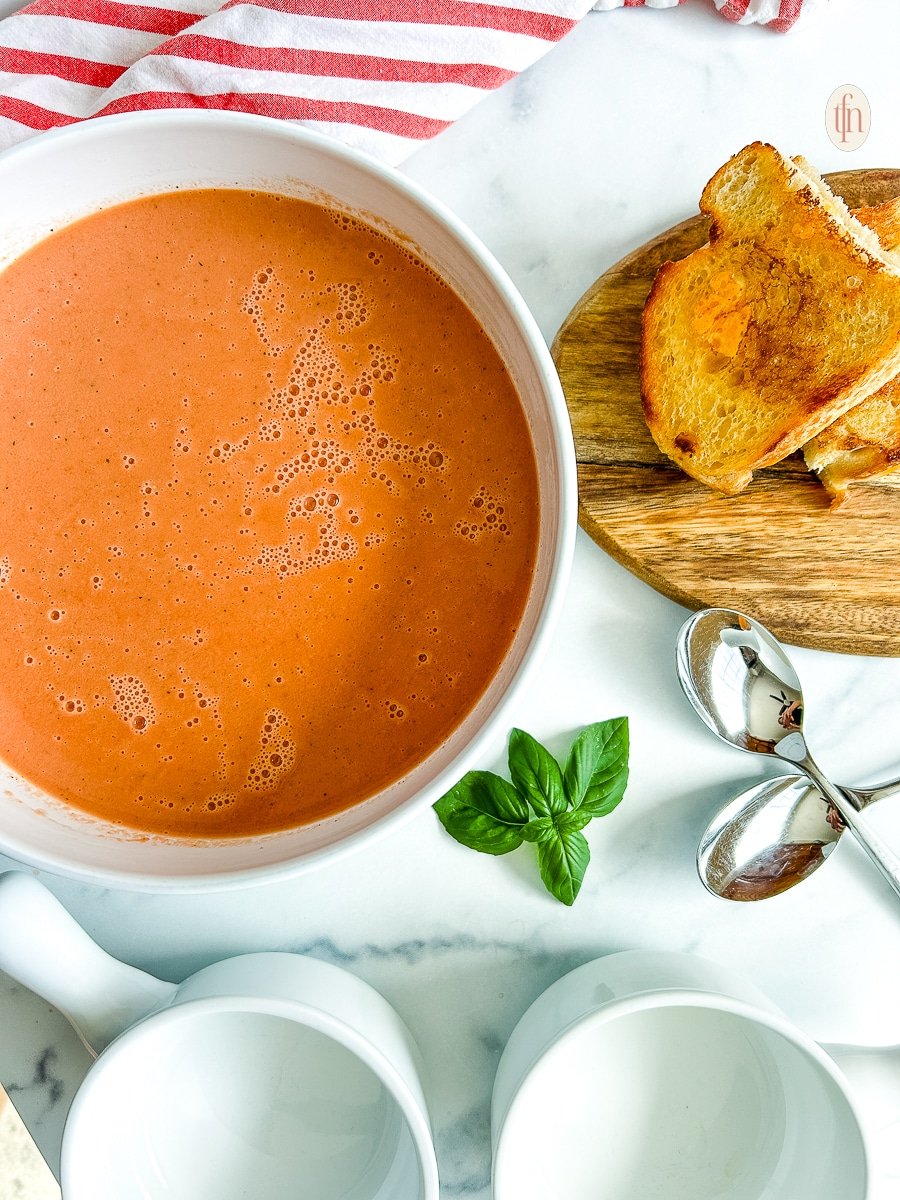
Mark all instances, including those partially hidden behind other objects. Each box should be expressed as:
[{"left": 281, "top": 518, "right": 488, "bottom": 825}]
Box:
[{"left": 3, "top": 0, "right": 900, "bottom": 1195}]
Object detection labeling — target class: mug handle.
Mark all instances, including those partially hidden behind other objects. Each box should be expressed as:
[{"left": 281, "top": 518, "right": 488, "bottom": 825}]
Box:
[
  {"left": 825, "top": 1042, "right": 900, "bottom": 1199},
  {"left": 0, "top": 872, "right": 176, "bottom": 1056}
]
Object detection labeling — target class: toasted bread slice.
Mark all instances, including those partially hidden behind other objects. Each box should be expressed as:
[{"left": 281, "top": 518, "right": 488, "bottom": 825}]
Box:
[
  {"left": 641, "top": 143, "right": 900, "bottom": 494},
  {"left": 803, "top": 197, "right": 900, "bottom": 503},
  {"left": 855, "top": 197, "right": 900, "bottom": 248}
]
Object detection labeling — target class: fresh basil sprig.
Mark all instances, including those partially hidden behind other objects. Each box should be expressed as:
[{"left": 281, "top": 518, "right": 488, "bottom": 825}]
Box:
[{"left": 433, "top": 718, "right": 629, "bottom": 905}]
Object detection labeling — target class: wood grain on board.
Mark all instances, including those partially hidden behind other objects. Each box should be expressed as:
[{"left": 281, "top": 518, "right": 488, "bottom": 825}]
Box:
[{"left": 552, "top": 168, "right": 900, "bottom": 656}]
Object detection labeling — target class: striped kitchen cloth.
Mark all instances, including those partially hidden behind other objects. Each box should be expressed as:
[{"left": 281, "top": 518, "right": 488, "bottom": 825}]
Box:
[{"left": 0, "top": 0, "right": 814, "bottom": 163}]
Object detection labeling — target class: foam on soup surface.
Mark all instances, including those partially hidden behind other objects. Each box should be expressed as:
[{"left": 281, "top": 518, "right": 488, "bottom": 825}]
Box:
[{"left": 0, "top": 190, "right": 539, "bottom": 836}]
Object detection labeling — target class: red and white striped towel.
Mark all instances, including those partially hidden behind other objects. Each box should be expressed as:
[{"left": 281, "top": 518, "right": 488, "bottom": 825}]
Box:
[{"left": 0, "top": 0, "right": 812, "bottom": 163}]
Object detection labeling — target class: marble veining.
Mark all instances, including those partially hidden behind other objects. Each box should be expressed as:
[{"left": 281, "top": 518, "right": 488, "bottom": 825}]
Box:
[{"left": 6, "top": 1048, "right": 66, "bottom": 1110}]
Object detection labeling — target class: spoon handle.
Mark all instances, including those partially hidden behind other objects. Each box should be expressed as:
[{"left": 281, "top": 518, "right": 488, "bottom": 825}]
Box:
[
  {"left": 853, "top": 776, "right": 900, "bottom": 809},
  {"left": 779, "top": 735, "right": 900, "bottom": 900}
]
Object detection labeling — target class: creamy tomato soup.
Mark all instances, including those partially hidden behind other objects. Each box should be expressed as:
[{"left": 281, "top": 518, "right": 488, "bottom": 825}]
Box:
[{"left": 0, "top": 190, "right": 539, "bottom": 837}]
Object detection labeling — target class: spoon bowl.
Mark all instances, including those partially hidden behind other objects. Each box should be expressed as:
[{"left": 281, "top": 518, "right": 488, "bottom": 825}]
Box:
[
  {"left": 698, "top": 773, "right": 900, "bottom": 901},
  {"left": 698, "top": 775, "right": 842, "bottom": 901},
  {"left": 676, "top": 609, "right": 804, "bottom": 755}
]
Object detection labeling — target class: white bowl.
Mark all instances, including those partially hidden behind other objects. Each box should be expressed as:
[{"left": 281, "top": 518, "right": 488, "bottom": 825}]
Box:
[{"left": 0, "top": 111, "right": 576, "bottom": 890}]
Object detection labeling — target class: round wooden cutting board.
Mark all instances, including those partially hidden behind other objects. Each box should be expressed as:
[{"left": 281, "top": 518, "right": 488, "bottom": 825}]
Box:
[{"left": 553, "top": 168, "right": 900, "bottom": 656}]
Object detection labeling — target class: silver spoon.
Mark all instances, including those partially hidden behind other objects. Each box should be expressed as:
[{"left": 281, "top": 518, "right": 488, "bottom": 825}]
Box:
[
  {"left": 676, "top": 607, "right": 900, "bottom": 902},
  {"left": 698, "top": 773, "right": 900, "bottom": 901}
]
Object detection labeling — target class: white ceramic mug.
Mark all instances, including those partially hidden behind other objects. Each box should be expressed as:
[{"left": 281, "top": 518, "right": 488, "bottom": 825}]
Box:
[
  {"left": 492, "top": 949, "right": 872, "bottom": 1200},
  {"left": 0, "top": 872, "right": 439, "bottom": 1200}
]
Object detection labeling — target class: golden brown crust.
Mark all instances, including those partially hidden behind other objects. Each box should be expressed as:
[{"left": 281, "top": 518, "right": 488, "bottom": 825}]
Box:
[
  {"left": 638, "top": 259, "right": 677, "bottom": 427},
  {"left": 640, "top": 143, "right": 900, "bottom": 493},
  {"left": 855, "top": 198, "right": 900, "bottom": 253},
  {"left": 802, "top": 196, "right": 900, "bottom": 502}
]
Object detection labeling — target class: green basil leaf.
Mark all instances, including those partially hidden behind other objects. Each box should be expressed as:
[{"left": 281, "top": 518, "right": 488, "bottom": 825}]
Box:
[
  {"left": 537, "top": 827, "right": 590, "bottom": 906},
  {"left": 508, "top": 728, "right": 566, "bottom": 817},
  {"left": 521, "top": 816, "right": 556, "bottom": 844},
  {"left": 564, "top": 717, "right": 630, "bottom": 818},
  {"left": 433, "top": 771, "right": 528, "bottom": 856},
  {"left": 556, "top": 807, "right": 593, "bottom": 834},
  {"left": 434, "top": 718, "right": 630, "bottom": 904}
]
